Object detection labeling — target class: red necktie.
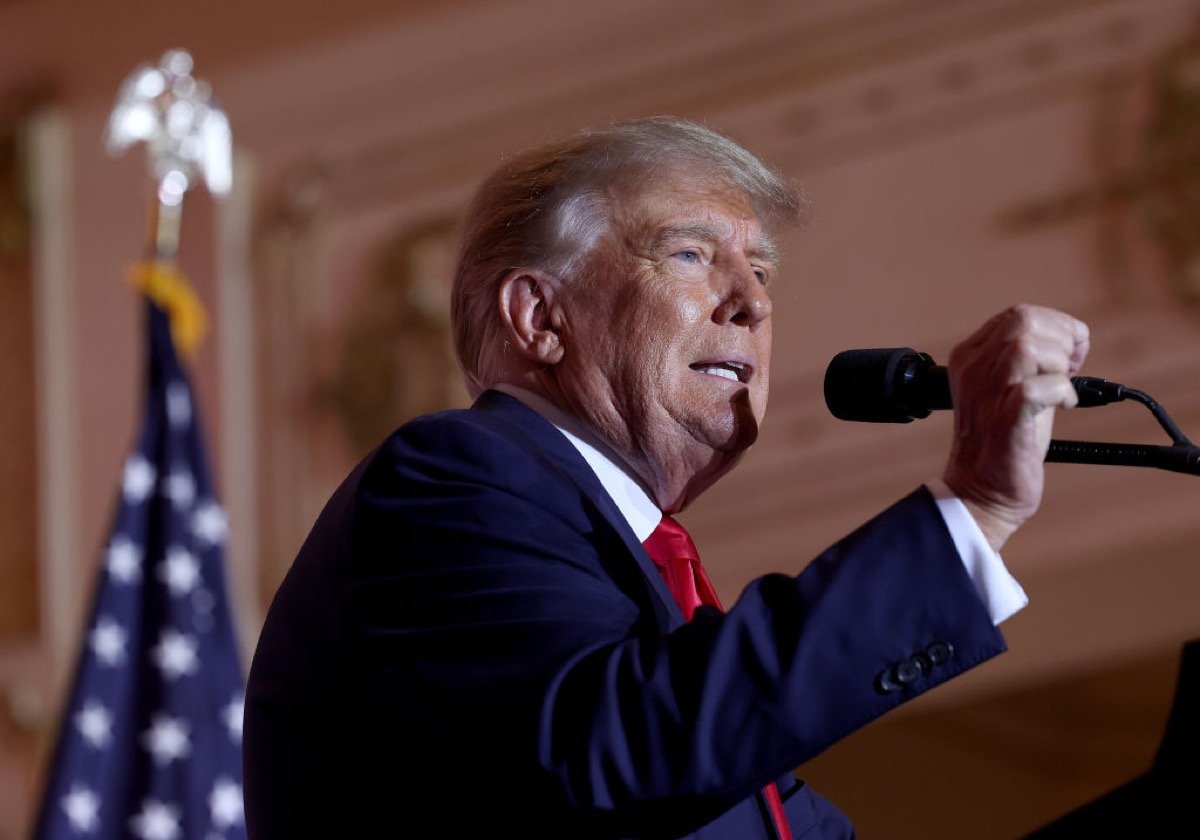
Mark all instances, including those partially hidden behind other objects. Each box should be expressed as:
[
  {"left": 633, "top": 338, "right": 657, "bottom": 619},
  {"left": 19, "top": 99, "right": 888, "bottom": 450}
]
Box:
[{"left": 642, "top": 516, "right": 793, "bottom": 840}]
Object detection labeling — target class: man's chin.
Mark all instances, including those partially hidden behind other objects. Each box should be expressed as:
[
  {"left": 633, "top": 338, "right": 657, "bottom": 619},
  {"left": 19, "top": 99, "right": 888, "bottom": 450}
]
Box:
[{"left": 700, "top": 409, "right": 761, "bottom": 455}]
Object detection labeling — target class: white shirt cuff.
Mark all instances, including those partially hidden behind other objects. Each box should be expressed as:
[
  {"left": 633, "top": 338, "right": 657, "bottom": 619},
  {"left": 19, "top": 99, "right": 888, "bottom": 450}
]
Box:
[{"left": 924, "top": 479, "right": 1028, "bottom": 625}]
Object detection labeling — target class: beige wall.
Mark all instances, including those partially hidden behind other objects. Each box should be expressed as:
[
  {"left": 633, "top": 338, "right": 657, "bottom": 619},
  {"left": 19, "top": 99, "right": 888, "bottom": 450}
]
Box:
[{"left": 2, "top": 0, "right": 1199, "bottom": 837}]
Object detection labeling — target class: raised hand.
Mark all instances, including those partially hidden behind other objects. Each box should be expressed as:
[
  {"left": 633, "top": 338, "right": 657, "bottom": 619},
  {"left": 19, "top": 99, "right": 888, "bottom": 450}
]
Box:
[{"left": 942, "top": 304, "right": 1090, "bottom": 551}]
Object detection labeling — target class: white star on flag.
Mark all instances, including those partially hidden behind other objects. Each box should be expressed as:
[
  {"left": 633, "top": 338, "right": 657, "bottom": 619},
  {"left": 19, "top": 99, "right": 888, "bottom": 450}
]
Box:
[
  {"left": 192, "top": 500, "right": 228, "bottom": 546},
  {"left": 142, "top": 714, "right": 191, "bottom": 764},
  {"left": 162, "top": 469, "right": 196, "bottom": 509},
  {"left": 159, "top": 546, "right": 201, "bottom": 596},
  {"left": 90, "top": 617, "right": 127, "bottom": 666},
  {"left": 61, "top": 784, "right": 100, "bottom": 832},
  {"left": 74, "top": 700, "right": 113, "bottom": 749},
  {"left": 165, "top": 381, "right": 192, "bottom": 427},
  {"left": 223, "top": 693, "right": 244, "bottom": 743},
  {"left": 150, "top": 630, "right": 199, "bottom": 680},
  {"left": 106, "top": 535, "right": 143, "bottom": 583},
  {"left": 208, "top": 777, "right": 244, "bottom": 829},
  {"left": 123, "top": 455, "right": 157, "bottom": 503},
  {"left": 129, "top": 799, "right": 181, "bottom": 840}
]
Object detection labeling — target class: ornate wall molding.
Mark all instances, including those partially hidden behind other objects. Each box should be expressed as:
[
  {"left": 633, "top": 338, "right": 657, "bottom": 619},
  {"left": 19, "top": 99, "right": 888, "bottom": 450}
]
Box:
[{"left": 229, "top": 1, "right": 1182, "bottom": 208}]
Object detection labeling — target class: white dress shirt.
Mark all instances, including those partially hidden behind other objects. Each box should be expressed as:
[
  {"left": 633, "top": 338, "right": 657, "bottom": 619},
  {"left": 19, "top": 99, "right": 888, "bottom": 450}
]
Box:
[{"left": 494, "top": 384, "right": 1027, "bottom": 625}]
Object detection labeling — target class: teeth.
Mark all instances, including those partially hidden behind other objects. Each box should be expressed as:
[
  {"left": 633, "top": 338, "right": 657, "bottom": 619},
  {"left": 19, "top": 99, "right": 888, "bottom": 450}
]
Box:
[{"left": 700, "top": 366, "right": 740, "bottom": 382}]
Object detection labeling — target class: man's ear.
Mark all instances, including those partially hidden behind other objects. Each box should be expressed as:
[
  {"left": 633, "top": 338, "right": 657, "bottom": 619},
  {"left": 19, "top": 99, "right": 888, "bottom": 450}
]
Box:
[{"left": 497, "top": 269, "right": 566, "bottom": 366}]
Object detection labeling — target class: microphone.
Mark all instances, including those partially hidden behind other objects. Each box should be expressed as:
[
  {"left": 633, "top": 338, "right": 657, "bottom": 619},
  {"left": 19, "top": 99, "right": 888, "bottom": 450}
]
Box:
[{"left": 823, "top": 347, "right": 1125, "bottom": 423}]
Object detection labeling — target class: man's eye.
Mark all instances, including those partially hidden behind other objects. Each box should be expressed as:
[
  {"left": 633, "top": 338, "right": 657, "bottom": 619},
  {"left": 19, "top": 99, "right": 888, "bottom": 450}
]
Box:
[
  {"left": 674, "top": 249, "right": 702, "bottom": 263},
  {"left": 753, "top": 268, "right": 769, "bottom": 285}
]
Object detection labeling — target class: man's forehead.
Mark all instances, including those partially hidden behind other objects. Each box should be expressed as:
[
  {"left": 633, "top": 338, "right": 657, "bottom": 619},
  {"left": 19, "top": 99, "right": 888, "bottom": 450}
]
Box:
[{"left": 617, "top": 177, "right": 778, "bottom": 258}]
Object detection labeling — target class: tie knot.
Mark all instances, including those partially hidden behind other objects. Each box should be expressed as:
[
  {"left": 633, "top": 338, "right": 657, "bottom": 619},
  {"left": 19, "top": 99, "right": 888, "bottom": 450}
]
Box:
[
  {"left": 642, "top": 516, "right": 722, "bottom": 619},
  {"left": 644, "top": 516, "right": 699, "bottom": 565}
]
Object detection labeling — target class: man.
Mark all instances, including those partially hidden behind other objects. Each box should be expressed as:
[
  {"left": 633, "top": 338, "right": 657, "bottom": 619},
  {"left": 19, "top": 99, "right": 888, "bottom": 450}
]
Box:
[{"left": 244, "top": 117, "right": 1089, "bottom": 838}]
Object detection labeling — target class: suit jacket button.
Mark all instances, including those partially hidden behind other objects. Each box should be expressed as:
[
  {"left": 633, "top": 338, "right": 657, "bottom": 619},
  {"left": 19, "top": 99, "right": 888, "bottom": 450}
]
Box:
[
  {"left": 911, "top": 652, "right": 932, "bottom": 675},
  {"left": 927, "top": 641, "right": 954, "bottom": 665},
  {"left": 894, "top": 659, "right": 921, "bottom": 685},
  {"left": 876, "top": 667, "right": 902, "bottom": 694}
]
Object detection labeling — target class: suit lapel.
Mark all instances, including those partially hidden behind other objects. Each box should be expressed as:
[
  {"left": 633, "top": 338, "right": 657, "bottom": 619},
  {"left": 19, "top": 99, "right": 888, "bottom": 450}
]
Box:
[{"left": 471, "top": 390, "right": 686, "bottom": 627}]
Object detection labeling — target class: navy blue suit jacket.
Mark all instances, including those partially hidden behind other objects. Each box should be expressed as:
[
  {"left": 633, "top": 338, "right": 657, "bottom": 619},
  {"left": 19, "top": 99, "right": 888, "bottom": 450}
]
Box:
[{"left": 245, "top": 391, "right": 1006, "bottom": 838}]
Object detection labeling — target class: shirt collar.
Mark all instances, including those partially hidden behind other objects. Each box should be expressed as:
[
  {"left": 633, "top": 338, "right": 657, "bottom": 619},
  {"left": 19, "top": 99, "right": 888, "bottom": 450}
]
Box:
[{"left": 492, "top": 384, "right": 662, "bottom": 541}]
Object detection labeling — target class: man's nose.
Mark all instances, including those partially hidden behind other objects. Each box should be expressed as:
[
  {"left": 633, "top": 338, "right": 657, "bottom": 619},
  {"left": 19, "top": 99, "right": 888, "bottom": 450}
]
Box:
[{"left": 714, "top": 262, "right": 772, "bottom": 327}]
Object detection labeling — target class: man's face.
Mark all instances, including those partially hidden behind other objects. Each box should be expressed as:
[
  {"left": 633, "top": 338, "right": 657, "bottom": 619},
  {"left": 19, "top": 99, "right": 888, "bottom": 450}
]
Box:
[{"left": 553, "top": 173, "right": 778, "bottom": 509}]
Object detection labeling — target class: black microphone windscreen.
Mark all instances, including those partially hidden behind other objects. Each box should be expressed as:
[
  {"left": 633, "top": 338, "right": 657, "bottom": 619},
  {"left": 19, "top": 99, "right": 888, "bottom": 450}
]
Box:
[{"left": 824, "top": 347, "right": 934, "bottom": 423}]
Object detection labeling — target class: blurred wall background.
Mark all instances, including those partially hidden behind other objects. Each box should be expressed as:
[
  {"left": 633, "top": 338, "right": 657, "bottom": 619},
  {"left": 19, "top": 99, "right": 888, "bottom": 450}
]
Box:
[{"left": 2, "top": 0, "right": 1199, "bottom": 837}]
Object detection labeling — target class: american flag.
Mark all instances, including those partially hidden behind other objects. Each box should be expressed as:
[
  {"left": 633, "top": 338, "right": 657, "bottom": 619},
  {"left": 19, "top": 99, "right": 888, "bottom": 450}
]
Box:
[{"left": 34, "top": 299, "right": 246, "bottom": 840}]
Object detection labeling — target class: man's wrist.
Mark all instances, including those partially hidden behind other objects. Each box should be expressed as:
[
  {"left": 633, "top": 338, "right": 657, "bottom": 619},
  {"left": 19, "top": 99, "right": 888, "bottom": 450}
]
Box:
[
  {"left": 956, "top": 497, "right": 1018, "bottom": 553},
  {"left": 941, "top": 471, "right": 1020, "bottom": 552}
]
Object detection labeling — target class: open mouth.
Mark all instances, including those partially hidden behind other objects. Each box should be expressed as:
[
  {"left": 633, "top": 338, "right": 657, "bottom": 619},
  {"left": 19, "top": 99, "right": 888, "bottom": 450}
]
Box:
[{"left": 690, "top": 361, "right": 751, "bottom": 384}]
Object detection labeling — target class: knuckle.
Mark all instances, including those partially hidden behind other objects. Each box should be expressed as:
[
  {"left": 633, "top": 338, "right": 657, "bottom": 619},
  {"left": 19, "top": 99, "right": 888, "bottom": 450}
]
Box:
[
  {"left": 1014, "top": 335, "right": 1036, "bottom": 360},
  {"left": 1008, "top": 303, "right": 1037, "bottom": 331}
]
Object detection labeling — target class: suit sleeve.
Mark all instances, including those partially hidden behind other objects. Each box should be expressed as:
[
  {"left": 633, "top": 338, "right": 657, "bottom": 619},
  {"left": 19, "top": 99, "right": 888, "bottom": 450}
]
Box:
[{"left": 338, "top": 413, "right": 1005, "bottom": 837}]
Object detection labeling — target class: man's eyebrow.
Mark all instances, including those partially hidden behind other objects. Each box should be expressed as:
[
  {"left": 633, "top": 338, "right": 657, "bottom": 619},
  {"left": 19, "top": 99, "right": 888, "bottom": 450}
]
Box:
[
  {"left": 651, "top": 223, "right": 722, "bottom": 250},
  {"left": 651, "top": 224, "right": 780, "bottom": 263},
  {"left": 750, "top": 238, "right": 780, "bottom": 265}
]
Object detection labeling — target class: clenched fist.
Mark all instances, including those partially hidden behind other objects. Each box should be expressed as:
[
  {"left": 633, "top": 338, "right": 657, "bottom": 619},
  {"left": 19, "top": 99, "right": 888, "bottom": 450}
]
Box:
[{"left": 942, "top": 304, "right": 1090, "bottom": 551}]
